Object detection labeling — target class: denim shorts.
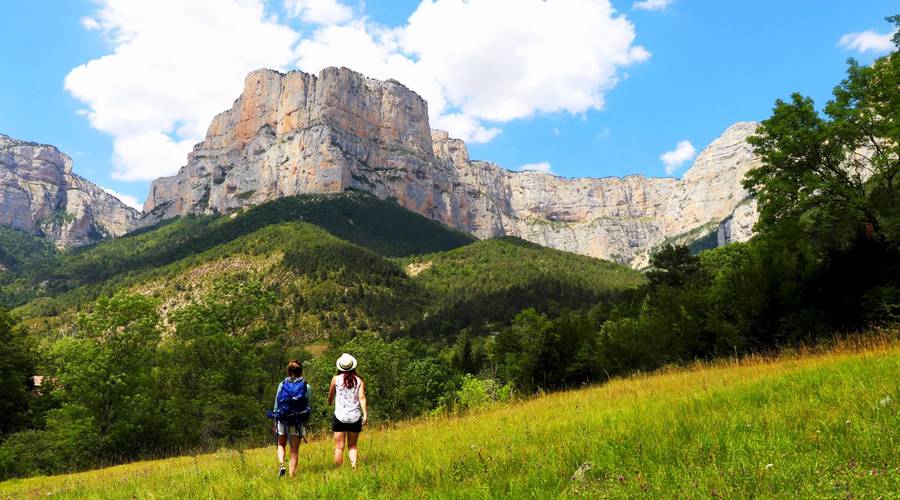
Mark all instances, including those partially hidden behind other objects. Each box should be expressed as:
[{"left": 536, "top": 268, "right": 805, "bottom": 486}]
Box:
[{"left": 276, "top": 420, "right": 306, "bottom": 438}]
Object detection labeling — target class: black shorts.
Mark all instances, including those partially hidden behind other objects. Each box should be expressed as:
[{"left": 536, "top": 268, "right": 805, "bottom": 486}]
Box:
[{"left": 332, "top": 414, "right": 362, "bottom": 433}]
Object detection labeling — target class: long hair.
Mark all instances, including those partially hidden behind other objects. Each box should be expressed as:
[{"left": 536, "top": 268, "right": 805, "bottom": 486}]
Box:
[{"left": 338, "top": 368, "right": 362, "bottom": 389}]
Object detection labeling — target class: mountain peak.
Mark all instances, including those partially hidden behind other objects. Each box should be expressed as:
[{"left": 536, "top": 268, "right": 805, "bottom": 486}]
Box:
[
  {"left": 143, "top": 68, "right": 759, "bottom": 266},
  {"left": 0, "top": 133, "right": 141, "bottom": 247}
]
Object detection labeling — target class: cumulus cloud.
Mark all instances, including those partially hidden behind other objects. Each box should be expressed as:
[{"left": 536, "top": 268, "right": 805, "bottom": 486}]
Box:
[
  {"left": 518, "top": 161, "right": 553, "bottom": 174},
  {"left": 285, "top": 0, "right": 353, "bottom": 25},
  {"left": 295, "top": 0, "right": 649, "bottom": 142},
  {"left": 100, "top": 186, "right": 144, "bottom": 211},
  {"left": 65, "top": 0, "right": 299, "bottom": 181},
  {"left": 660, "top": 140, "right": 695, "bottom": 175},
  {"left": 838, "top": 29, "right": 896, "bottom": 54},
  {"left": 633, "top": 0, "right": 672, "bottom": 11},
  {"left": 80, "top": 16, "right": 100, "bottom": 30}
]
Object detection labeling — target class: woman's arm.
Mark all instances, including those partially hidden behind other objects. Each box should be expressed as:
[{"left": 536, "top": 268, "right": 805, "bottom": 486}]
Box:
[
  {"left": 358, "top": 378, "right": 368, "bottom": 425},
  {"left": 327, "top": 376, "right": 336, "bottom": 405}
]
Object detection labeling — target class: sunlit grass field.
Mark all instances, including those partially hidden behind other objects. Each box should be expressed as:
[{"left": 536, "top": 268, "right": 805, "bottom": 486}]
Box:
[{"left": 3, "top": 334, "right": 898, "bottom": 499}]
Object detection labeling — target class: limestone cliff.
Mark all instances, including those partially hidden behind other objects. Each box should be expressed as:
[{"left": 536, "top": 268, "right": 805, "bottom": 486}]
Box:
[
  {"left": 144, "top": 67, "right": 760, "bottom": 266},
  {"left": 0, "top": 134, "right": 140, "bottom": 247}
]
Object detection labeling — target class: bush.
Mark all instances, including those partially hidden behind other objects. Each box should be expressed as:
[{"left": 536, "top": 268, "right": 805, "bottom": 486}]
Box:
[{"left": 453, "top": 375, "right": 512, "bottom": 413}]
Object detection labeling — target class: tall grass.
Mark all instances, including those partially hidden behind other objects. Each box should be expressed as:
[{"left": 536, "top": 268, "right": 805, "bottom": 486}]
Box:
[{"left": 2, "top": 333, "right": 898, "bottom": 498}]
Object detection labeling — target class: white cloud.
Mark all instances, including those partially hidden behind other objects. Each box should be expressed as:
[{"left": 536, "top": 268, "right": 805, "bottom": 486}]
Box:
[
  {"left": 660, "top": 140, "right": 695, "bottom": 175},
  {"left": 518, "top": 161, "right": 553, "bottom": 174},
  {"left": 100, "top": 186, "right": 144, "bottom": 211},
  {"left": 65, "top": 0, "right": 299, "bottom": 181},
  {"left": 838, "top": 29, "right": 896, "bottom": 54},
  {"left": 552, "top": 128, "right": 560, "bottom": 136},
  {"left": 295, "top": 0, "right": 649, "bottom": 142},
  {"left": 80, "top": 16, "right": 100, "bottom": 30},
  {"left": 285, "top": 0, "right": 353, "bottom": 25},
  {"left": 431, "top": 113, "right": 502, "bottom": 143},
  {"left": 633, "top": 0, "right": 671, "bottom": 11}
]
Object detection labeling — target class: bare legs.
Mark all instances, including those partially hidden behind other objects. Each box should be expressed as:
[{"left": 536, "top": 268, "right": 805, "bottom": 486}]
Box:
[
  {"left": 277, "top": 434, "right": 287, "bottom": 468},
  {"left": 347, "top": 431, "right": 360, "bottom": 469},
  {"left": 333, "top": 431, "right": 360, "bottom": 469},
  {"left": 333, "top": 431, "right": 345, "bottom": 466},
  {"left": 277, "top": 434, "right": 302, "bottom": 477}
]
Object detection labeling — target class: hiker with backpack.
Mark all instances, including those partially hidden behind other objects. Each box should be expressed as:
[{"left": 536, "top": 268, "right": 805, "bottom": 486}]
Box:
[
  {"left": 328, "top": 353, "right": 368, "bottom": 470},
  {"left": 272, "top": 360, "right": 311, "bottom": 478}
]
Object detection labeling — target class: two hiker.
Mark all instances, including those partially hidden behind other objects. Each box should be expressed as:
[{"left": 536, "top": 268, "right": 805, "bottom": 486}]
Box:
[{"left": 272, "top": 353, "right": 368, "bottom": 477}]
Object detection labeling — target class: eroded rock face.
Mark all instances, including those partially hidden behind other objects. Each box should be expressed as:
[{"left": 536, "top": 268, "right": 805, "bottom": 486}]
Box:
[
  {"left": 0, "top": 134, "right": 140, "bottom": 247},
  {"left": 145, "top": 67, "right": 760, "bottom": 266}
]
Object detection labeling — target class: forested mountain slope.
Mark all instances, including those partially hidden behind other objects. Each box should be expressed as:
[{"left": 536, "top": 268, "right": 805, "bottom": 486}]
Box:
[{"left": 6, "top": 191, "right": 641, "bottom": 344}]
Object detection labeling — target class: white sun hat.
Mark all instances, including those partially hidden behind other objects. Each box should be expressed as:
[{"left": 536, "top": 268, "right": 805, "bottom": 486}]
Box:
[{"left": 336, "top": 353, "right": 358, "bottom": 372}]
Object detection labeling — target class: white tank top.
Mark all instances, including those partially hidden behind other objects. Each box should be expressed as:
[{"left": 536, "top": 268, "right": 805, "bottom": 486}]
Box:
[{"left": 334, "top": 374, "right": 362, "bottom": 423}]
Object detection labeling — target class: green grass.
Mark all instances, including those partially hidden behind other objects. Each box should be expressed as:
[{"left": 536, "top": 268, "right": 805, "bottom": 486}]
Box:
[{"left": 4, "top": 335, "right": 897, "bottom": 498}]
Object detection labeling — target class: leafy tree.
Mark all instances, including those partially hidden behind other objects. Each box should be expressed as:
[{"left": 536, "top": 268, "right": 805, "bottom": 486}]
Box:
[
  {"left": 160, "top": 277, "right": 283, "bottom": 446},
  {"left": 647, "top": 244, "right": 704, "bottom": 289},
  {"left": 0, "top": 311, "right": 32, "bottom": 436},
  {"left": 43, "top": 292, "right": 163, "bottom": 465},
  {"left": 745, "top": 16, "right": 900, "bottom": 245},
  {"left": 597, "top": 317, "right": 655, "bottom": 374}
]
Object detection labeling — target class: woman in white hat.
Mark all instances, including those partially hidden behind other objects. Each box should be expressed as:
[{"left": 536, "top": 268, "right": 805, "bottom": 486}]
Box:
[{"left": 327, "top": 352, "right": 367, "bottom": 469}]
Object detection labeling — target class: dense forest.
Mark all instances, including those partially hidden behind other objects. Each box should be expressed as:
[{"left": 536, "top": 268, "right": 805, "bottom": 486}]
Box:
[{"left": 0, "top": 19, "right": 898, "bottom": 479}]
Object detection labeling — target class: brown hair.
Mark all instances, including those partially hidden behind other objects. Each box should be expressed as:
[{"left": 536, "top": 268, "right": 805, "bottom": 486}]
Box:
[
  {"left": 287, "top": 360, "right": 303, "bottom": 378},
  {"left": 338, "top": 368, "right": 362, "bottom": 389}
]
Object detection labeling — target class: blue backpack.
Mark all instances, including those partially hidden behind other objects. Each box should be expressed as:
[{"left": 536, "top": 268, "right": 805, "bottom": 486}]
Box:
[{"left": 276, "top": 378, "right": 311, "bottom": 423}]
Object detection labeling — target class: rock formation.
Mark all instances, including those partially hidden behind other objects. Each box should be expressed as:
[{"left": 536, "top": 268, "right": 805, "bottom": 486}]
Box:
[
  {"left": 0, "top": 134, "right": 140, "bottom": 247},
  {"left": 144, "top": 67, "right": 761, "bottom": 266}
]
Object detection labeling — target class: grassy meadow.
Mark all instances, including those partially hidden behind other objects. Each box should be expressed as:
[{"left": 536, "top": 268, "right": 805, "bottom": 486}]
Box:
[{"left": 2, "top": 333, "right": 897, "bottom": 499}]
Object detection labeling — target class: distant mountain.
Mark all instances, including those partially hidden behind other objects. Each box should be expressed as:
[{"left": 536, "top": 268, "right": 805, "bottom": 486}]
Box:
[
  {"left": 0, "top": 134, "right": 140, "bottom": 247},
  {"left": 143, "top": 67, "right": 761, "bottom": 267}
]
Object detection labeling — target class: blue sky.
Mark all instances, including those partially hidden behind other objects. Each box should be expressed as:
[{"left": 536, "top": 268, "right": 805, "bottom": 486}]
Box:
[{"left": 1, "top": 0, "right": 896, "bottom": 210}]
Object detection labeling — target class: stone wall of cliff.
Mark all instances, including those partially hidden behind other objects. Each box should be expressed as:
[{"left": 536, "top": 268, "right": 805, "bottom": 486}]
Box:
[
  {"left": 143, "top": 67, "right": 760, "bottom": 266},
  {"left": 0, "top": 134, "right": 141, "bottom": 247}
]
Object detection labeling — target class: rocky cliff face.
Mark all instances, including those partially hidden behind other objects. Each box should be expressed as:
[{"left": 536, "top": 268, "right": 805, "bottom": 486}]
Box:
[
  {"left": 145, "top": 67, "right": 760, "bottom": 266},
  {"left": 0, "top": 134, "right": 140, "bottom": 247}
]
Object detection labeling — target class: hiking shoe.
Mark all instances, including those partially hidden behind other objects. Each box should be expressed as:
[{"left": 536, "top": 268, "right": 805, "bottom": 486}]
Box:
[{"left": 278, "top": 467, "right": 286, "bottom": 478}]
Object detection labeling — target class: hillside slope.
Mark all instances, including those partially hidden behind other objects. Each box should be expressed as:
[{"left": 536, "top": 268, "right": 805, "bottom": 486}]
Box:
[
  {"left": 2, "top": 336, "right": 896, "bottom": 498},
  {"left": 0, "top": 226, "right": 56, "bottom": 273},
  {"left": 16, "top": 221, "right": 429, "bottom": 340},
  {"left": 402, "top": 237, "right": 645, "bottom": 338},
  {"left": 9, "top": 194, "right": 640, "bottom": 345},
  {"left": 6, "top": 191, "right": 473, "bottom": 311}
]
